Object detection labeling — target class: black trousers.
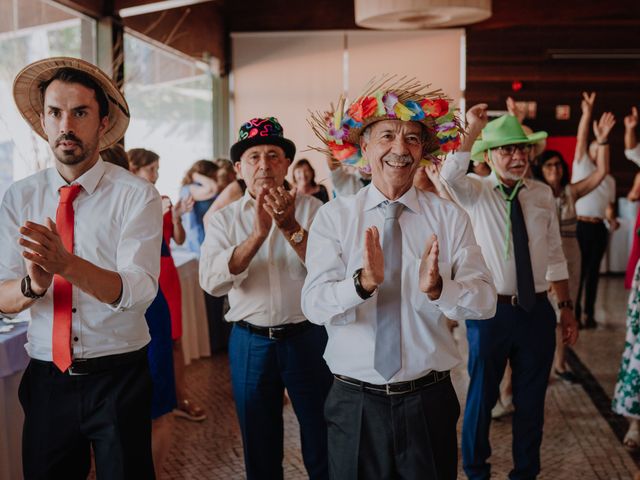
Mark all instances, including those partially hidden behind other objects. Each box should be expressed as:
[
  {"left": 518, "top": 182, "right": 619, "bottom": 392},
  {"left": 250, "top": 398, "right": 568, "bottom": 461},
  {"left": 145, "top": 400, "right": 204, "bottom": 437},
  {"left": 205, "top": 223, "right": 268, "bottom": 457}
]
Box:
[
  {"left": 324, "top": 375, "right": 459, "bottom": 480},
  {"left": 19, "top": 350, "right": 154, "bottom": 480},
  {"left": 576, "top": 221, "right": 608, "bottom": 319}
]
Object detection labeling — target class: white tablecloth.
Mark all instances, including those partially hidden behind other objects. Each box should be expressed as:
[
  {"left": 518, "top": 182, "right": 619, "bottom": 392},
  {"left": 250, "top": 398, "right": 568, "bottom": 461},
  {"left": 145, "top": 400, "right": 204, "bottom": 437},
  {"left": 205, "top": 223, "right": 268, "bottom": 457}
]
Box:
[
  {"left": 173, "top": 249, "right": 211, "bottom": 366},
  {"left": 0, "top": 323, "right": 28, "bottom": 480}
]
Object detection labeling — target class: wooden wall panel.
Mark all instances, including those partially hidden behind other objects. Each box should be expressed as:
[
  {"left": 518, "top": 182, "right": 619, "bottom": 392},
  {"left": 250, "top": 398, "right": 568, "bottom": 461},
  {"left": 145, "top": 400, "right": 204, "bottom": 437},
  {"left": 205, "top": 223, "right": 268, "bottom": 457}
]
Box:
[{"left": 466, "top": 19, "right": 640, "bottom": 194}]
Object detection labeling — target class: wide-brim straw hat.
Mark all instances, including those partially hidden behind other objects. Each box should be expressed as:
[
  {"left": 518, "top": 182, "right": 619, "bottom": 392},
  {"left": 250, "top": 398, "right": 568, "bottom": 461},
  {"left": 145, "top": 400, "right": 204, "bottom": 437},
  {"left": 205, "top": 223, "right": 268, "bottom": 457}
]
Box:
[
  {"left": 13, "top": 57, "right": 130, "bottom": 151},
  {"left": 309, "top": 75, "right": 461, "bottom": 171},
  {"left": 471, "top": 114, "right": 547, "bottom": 162}
]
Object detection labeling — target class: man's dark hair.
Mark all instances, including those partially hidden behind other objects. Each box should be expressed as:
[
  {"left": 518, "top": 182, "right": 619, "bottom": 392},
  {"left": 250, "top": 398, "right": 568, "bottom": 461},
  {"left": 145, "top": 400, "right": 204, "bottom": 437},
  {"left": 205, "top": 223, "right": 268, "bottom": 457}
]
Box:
[{"left": 39, "top": 67, "right": 109, "bottom": 119}]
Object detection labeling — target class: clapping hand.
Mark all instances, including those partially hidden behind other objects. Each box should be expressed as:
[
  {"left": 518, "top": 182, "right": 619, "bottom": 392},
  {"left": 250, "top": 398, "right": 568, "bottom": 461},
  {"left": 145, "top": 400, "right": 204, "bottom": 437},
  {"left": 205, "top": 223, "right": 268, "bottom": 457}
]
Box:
[
  {"left": 419, "top": 234, "right": 443, "bottom": 300},
  {"left": 19, "top": 219, "right": 71, "bottom": 292},
  {"left": 360, "top": 227, "right": 384, "bottom": 294}
]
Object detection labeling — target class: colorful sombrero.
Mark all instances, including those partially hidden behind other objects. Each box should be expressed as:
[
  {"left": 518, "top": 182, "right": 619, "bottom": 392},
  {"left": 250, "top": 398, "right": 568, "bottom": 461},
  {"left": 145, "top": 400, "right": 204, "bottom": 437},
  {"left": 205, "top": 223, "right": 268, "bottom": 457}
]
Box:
[{"left": 309, "top": 75, "right": 461, "bottom": 172}]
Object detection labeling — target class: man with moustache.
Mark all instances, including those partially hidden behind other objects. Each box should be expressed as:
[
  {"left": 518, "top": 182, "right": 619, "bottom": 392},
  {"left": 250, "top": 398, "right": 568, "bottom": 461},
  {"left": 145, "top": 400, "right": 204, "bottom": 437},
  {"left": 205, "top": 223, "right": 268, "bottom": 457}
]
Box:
[
  {"left": 302, "top": 80, "right": 496, "bottom": 479},
  {"left": 0, "top": 58, "right": 161, "bottom": 478},
  {"left": 199, "top": 117, "right": 332, "bottom": 480},
  {"left": 440, "top": 105, "right": 579, "bottom": 480}
]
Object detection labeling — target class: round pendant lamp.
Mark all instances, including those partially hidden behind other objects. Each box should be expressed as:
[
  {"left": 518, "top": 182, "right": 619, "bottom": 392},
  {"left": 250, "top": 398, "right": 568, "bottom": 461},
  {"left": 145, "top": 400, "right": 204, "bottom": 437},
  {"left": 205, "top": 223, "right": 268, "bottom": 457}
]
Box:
[{"left": 355, "top": 0, "right": 492, "bottom": 29}]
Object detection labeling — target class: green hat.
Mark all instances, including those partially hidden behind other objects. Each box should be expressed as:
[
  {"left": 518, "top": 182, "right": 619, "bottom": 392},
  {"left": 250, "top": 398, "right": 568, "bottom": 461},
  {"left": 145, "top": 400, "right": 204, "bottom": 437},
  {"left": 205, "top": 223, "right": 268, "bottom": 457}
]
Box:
[{"left": 471, "top": 115, "right": 547, "bottom": 162}]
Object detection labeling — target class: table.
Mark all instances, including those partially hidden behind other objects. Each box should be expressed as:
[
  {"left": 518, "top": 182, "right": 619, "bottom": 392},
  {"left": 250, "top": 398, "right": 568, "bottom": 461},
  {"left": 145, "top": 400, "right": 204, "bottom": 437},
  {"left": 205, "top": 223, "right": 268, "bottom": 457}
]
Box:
[
  {"left": 173, "top": 248, "right": 211, "bottom": 366},
  {"left": 0, "top": 323, "right": 28, "bottom": 480}
]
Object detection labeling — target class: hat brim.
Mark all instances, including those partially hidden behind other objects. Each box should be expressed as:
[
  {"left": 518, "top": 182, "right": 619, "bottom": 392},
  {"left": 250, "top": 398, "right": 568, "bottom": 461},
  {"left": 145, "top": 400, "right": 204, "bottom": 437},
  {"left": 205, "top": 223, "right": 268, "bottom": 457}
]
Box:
[
  {"left": 471, "top": 131, "right": 548, "bottom": 162},
  {"left": 230, "top": 135, "right": 296, "bottom": 163},
  {"left": 13, "top": 57, "right": 130, "bottom": 151}
]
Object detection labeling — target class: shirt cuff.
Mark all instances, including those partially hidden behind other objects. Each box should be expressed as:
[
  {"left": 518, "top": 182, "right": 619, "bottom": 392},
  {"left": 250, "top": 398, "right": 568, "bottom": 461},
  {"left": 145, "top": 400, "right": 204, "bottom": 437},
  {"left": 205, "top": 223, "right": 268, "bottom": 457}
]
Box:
[
  {"left": 336, "top": 275, "right": 375, "bottom": 311},
  {"left": 546, "top": 261, "right": 569, "bottom": 283},
  {"left": 430, "top": 268, "right": 461, "bottom": 313}
]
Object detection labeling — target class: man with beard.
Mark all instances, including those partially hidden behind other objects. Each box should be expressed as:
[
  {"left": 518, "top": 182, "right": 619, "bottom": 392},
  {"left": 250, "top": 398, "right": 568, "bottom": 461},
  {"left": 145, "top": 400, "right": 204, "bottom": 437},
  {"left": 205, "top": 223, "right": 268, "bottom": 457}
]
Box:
[
  {"left": 302, "top": 79, "right": 496, "bottom": 479},
  {"left": 440, "top": 105, "right": 579, "bottom": 480},
  {"left": 0, "top": 58, "right": 161, "bottom": 478}
]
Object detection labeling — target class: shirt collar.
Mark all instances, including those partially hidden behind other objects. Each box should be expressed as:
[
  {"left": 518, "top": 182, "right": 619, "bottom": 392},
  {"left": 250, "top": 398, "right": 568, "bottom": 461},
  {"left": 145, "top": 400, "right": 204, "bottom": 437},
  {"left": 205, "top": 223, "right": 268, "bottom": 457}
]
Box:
[
  {"left": 240, "top": 188, "right": 256, "bottom": 212},
  {"left": 363, "top": 183, "right": 420, "bottom": 214},
  {"left": 48, "top": 157, "right": 106, "bottom": 196},
  {"left": 489, "top": 170, "right": 531, "bottom": 191}
]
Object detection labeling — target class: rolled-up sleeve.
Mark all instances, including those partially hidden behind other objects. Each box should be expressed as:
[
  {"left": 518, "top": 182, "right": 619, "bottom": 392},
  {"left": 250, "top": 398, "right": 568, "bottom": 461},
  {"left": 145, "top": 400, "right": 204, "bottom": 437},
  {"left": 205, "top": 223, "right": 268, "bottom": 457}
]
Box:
[
  {"left": 199, "top": 210, "right": 249, "bottom": 297},
  {"left": 544, "top": 193, "right": 569, "bottom": 282},
  {"left": 110, "top": 187, "right": 162, "bottom": 312},
  {"left": 438, "top": 152, "right": 483, "bottom": 208},
  {"left": 301, "top": 205, "right": 368, "bottom": 325},
  {"left": 625, "top": 145, "right": 640, "bottom": 167},
  {"left": 431, "top": 208, "right": 497, "bottom": 320}
]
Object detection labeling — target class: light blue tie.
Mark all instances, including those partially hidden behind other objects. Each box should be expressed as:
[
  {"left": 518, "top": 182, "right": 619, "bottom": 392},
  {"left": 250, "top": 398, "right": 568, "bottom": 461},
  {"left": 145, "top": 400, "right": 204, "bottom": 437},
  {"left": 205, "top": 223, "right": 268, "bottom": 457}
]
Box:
[{"left": 374, "top": 201, "right": 404, "bottom": 381}]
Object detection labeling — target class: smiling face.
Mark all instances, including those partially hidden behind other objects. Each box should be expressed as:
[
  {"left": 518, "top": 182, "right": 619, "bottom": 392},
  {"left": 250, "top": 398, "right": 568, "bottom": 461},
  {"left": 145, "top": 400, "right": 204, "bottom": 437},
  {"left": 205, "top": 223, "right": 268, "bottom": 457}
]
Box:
[
  {"left": 486, "top": 143, "right": 531, "bottom": 186},
  {"left": 540, "top": 155, "right": 565, "bottom": 188},
  {"left": 40, "top": 79, "right": 108, "bottom": 170},
  {"left": 238, "top": 144, "right": 289, "bottom": 195},
  {"left": 360, "top": 120, "right": 423, "bottom": 200}
]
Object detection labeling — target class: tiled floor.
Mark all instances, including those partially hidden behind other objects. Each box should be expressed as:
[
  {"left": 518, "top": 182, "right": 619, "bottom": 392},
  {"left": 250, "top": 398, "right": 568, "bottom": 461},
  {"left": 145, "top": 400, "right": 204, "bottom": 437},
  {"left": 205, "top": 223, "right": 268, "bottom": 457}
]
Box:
[{"left": 162, "top": 275, "right": 640, "bottom": 479}]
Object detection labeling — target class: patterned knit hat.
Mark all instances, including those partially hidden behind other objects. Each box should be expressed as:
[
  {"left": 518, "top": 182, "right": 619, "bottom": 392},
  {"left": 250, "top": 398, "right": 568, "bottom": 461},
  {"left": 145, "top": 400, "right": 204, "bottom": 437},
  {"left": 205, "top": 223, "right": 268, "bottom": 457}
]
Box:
[
  {"left": 230, "top": 117, "right": 296, "bottom": 163},
  {"left": 309, "top": 75, "right": 461, "bottom": 172}
]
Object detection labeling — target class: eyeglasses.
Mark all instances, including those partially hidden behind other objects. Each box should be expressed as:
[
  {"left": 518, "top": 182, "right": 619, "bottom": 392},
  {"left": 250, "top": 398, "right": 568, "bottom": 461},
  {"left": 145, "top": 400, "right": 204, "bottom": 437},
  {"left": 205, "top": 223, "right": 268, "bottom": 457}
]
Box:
[
  {"left": 541, "top": 161, "right": 563, "bottom": 170},
  {"left": 494, "top": 144, "right": 531, "bottom": 156}
]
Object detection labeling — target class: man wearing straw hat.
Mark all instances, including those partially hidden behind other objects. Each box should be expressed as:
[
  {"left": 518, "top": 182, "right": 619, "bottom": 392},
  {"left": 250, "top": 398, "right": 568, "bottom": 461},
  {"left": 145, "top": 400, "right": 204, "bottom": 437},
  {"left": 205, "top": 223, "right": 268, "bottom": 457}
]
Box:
[
  {"left": 440, "top": 105, "right": 579, "bottom": 479},
  {"left": 200, "top": 117, "right": 333, "bottom": 480},
  {"left": 302, "top": 78, "right": 496, "bottom": 479},
  {"left": 0, "top": 57, "right": 162, "bottom": 478}
]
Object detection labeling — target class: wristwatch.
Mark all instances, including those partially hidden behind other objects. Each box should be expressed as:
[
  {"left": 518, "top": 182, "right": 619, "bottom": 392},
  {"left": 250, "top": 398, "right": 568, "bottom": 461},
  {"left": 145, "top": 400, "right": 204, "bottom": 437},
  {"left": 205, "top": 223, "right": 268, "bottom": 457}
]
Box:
[
  {"left": 21, "top": 275, "right": 46, "bottom": 299},
  {"left": 353, "top": 268, "right": 376, "bottom": 299},
  {"left": 557, "top": 299, "right": 574, "bottom": 310},
  {"left": 289, "top": 227, "right": 305, "bottom": 245}
]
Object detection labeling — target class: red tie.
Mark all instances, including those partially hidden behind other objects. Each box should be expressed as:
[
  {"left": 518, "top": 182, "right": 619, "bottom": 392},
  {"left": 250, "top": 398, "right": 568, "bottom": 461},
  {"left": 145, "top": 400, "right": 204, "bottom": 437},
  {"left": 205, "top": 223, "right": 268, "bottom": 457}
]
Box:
[{"left": 52, "top": 184, "right": 82, "bottom": 372}]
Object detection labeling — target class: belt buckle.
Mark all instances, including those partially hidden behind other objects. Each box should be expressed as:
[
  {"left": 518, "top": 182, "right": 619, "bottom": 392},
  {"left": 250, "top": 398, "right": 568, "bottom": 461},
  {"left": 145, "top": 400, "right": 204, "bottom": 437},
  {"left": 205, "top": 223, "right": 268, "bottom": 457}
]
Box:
[
  {"left": 385, "top": 382, "right": 411, "bottom": 396},
  {"left": 67, "top": 360, "right": 89, "bottom": 376},
  {"left": 510, "top": 295, "right": 518, "bottom": 306},
  {"left": 268, "top": 327, "right": 284, "bottom": 340}
]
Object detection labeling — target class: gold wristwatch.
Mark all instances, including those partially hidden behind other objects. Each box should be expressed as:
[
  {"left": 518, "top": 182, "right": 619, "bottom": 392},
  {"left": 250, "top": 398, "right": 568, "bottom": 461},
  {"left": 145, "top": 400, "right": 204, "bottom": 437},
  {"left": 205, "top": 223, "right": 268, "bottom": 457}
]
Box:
[{"left": 289, "top": 227, "right": 305, "bottom": 245}]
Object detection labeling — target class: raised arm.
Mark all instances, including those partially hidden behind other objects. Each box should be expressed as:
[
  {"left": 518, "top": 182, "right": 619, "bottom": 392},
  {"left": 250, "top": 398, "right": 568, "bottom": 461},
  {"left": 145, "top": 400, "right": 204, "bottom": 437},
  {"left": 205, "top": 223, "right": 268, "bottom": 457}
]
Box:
[
  {"left": 438, "top": 103, "right": 488, "bottom": 207},
  {"left": 625, "top": 106, "right": 638, "bottom": 151},
  {"left": 574, "top": 92, "right": 596, "bottom": 162},
  {"left": 571, "top": 112, "right": 615, "bottom": 200},
  {"left": 189, "top": 172, "right": 219, "bottom": 201}
]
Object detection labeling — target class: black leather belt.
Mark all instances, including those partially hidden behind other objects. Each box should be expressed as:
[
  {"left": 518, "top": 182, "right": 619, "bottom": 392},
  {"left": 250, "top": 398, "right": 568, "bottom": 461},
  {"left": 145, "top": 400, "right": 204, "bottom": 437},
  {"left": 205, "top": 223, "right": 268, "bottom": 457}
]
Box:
[
  {"left": 497, "top": 292, "right": 547, "bottom": 306},
  {"left": 334, "top": 371, "right": 450, "bottom": 396},
  {"left": 235, "top": 320, "right": 313, "bottom": 340},
  {"left": 31, "top": 347, "right": 147, "bottom": 376}
]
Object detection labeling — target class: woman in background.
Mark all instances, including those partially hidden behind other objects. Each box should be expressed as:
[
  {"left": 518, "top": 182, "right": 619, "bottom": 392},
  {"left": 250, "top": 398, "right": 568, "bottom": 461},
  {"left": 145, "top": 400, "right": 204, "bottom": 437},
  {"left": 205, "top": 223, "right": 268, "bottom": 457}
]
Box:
[
  {"left": 291, "top": 158, "right": 329, "bottom": 203},
  {"left": 129, "top": 149, "right": 207, "bottom": 428}
]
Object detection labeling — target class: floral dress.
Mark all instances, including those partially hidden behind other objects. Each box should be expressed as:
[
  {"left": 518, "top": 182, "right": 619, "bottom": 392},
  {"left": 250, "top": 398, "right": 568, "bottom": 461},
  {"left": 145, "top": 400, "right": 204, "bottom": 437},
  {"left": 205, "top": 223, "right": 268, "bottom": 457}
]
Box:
[{"left": 612, "top": 259, "right": 640, "bottom": 418}]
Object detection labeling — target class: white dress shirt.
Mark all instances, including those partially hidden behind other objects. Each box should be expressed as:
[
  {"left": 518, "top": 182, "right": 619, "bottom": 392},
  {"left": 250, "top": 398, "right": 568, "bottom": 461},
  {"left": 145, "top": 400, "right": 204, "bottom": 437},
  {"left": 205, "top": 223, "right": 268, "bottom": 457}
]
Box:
[
  {"left": 439, "top": 152, "right": 568, "bottom": 295},
  {"left": 0, "top": 158, "right": 162, "bottom": 361},
  {"left": 625, "top": 144, "right": 640, "bottom": 167},
  {"left": 200, "top": 191, "right": 322, "bottom": 327},
  {"left": 330, "top": 167, "right": 365, "bottom": 197},
  {"left": 571, "top": 153, "right": 615, "bottom": 218},
  {"left": 301, "top": 183, "right": 496, "bottom": 383}
]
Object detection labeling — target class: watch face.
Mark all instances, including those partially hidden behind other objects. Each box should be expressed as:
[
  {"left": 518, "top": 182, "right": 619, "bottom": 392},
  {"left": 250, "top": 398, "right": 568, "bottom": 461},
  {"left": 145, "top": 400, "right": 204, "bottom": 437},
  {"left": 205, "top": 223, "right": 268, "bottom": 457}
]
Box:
[{"left": 292, "top": 231, "right": 304, "bottom": 244}]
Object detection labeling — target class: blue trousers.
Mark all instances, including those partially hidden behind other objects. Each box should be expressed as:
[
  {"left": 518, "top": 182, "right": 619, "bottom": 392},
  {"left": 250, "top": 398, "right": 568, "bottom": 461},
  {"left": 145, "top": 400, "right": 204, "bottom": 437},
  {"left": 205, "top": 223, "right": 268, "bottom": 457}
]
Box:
[
  {"left": 229, "top": 323, "right": 332, "bottom": 480},
  {"left": 462, "top": 299, "right": 556, "bottom": 480}
]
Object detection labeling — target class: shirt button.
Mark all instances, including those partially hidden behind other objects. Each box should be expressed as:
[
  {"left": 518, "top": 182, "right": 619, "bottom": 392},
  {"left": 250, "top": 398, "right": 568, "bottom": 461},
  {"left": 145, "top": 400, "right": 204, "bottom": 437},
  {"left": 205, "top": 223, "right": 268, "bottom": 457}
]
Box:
[
  {"left": 73, "top": 337, "right": 79, "bottom": 342},
  {"left": 72, "top": 308, "right": 77, "bottom": 313}
]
